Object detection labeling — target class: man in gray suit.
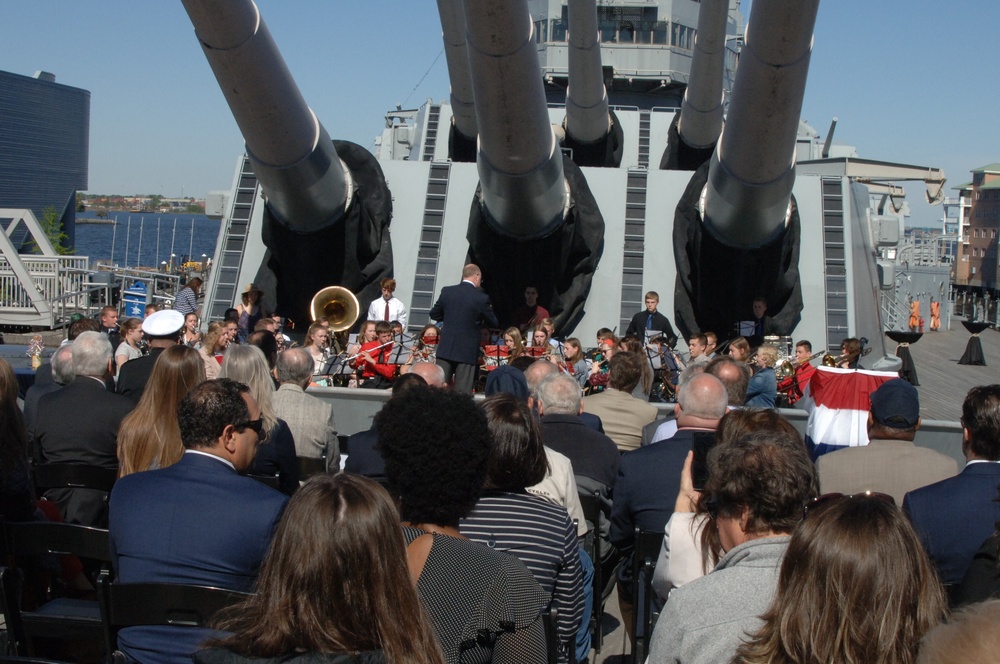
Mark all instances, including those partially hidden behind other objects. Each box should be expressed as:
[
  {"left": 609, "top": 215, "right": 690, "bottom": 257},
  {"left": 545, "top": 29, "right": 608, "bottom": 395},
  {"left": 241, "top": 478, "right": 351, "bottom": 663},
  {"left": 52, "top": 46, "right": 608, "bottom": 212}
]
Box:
[
  {"left": 817, "top": 378, "right": 957, "bottom": 504},
  {"left": 272, "top": 348, "right": 339, "bottom": 469}
]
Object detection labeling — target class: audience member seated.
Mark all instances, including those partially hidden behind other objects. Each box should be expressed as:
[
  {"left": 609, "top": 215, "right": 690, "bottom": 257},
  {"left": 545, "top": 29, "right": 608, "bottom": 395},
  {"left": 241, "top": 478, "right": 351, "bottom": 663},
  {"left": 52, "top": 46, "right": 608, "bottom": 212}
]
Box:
[
  {"left": 196, "top": 474, "right": 445, "bottom": 664},
  {"left": 652, "top": 410, "right": 805, "bottom": 601},
  {"left": 583, "top": 351, "right": 657, "bottom": 451},
  {"left": 1, "top": 359, "right": 34, "bottom": 522},
  {"left": 461, "top": 394, "right": 584, "bottom": 660},
  {"left": 734, "top": 493, "right": 946, "bottom": 664},
  {"left": 916, "top": 599, "right": 1000, "bottom": 664},
  {"left": 344, "top": 373, "right": 428, "bottom": 483},
  {"left": 109, "top": 379, "right": 288, "bottom": 664},
  {"left": 221, "top": 345, "right": 299, "bottom": 495},
  {"left": 817, "top": 378, "right": 958, "bottom": 504},
  {"left": 118, "top": 345, "right": 205, "bottom": 477},
  {"left": 904, "top": 384, "right": 1000, "bottom": 585},
  {"left": 273, "top": 349, "right": 339, "bottom": 469},
  {"left": 646, "top": 431, "right": 818, "bottom": 664},
  {"left": 117, "top": 310, "right": 187, "bottom": 402},
  {"left": 619, "top": 335, "right": 654, "bottom": 400},
  {"left": 745, "top": 344, "right": 778, "bottom": 408},
  {"left": 24, "top": 344, "right": 73, "bottom": 443},
  {"left": 34, "top": 331, "right": 134, "bottom": 526},
  {"left": 376, "top": 386, "right": 548, "bottom": 664},
  {"left": 610, "top": 373, "right": 728, "bottom": 637},
  {"left": 954, "top": 490, "right": 1000, "bottom": 606},
  {"left": 648, "top": 355, "right": 750, "bottom": 443}
]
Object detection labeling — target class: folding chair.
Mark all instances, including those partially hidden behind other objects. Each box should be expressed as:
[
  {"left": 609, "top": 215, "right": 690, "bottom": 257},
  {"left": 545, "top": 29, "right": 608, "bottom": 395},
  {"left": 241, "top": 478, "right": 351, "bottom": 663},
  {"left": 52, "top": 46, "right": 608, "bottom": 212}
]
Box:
[
  {"left": 98, "top": 573, "right": 250, "bottom": 664},
  {"left": 296, "top": 453, "right": 328, "bottom": 481},
  {"left": 0, "top": 521, "right": 111, "bottom": 656},
  {"left": 576, "top": 489, "right": 605, "bottom": 653},
  {"left": 30, "top": 464, "right": 117, "bottom": 495},
  {"left": 630, "top": 528, "right": 665, "bottom": 664}
]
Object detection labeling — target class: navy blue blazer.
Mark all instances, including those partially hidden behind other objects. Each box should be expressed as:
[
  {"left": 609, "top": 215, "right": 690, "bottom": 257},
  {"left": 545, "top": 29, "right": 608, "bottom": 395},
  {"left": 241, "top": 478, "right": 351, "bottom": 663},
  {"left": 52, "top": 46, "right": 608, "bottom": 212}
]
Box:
[
  {"left": 343, "top": 425, "right": 386, "bottom": 483},
  {"left": 609, "top": 429, "right": 697, "bottom": 556},
  {"left": 428, "top": 281, "right": 498, "bottom": 364},
  {"left": 903, "top": 462, "right": 1000, "bottom": 585},
  {"left": 109, "top": 452, "right": 288, "bottom": 664}
]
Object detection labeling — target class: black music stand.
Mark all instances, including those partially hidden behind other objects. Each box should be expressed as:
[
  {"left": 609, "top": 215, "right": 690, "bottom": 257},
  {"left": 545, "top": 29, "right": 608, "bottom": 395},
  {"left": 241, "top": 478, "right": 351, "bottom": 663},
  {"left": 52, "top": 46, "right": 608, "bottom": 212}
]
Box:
[
  {"left": 885, "top": 330, "right": 922, "bottom": 386},
  {"left": 959, "top": 321, "right": 991, "bottom": 366}
]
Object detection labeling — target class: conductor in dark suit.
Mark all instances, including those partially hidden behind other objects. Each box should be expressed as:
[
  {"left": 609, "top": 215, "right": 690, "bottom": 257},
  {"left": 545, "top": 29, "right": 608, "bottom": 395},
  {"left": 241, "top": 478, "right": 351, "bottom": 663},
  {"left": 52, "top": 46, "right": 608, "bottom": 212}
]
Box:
[
  {"left": 34, "top": 331, "right": 134, "bottom": 527},
  {"left": 903, "top": 384, "right": 1000, "bottom": 585},
  {"left": 624, "top": 290, "right": 678, "bottom": 347},
  {"left": 108, "top": 378, "right": 288, "bottom": 664},
  {"left": 428, "top": 263, "right": 498, "bottom": 393}
]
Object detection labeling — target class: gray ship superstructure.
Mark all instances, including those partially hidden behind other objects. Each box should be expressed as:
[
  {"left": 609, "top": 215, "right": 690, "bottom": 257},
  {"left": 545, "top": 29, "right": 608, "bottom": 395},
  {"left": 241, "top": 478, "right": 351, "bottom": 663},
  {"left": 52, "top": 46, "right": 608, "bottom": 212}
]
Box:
[{"left": 195, "top": 0, "right": 946, "bottom": 359}]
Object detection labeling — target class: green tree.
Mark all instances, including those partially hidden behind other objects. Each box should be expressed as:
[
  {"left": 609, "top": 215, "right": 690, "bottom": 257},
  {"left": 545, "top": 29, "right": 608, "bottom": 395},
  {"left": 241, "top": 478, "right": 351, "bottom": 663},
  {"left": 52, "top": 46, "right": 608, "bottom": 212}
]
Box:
[{"left": 30, "top": 207, "right": 73, "bottom": 255}]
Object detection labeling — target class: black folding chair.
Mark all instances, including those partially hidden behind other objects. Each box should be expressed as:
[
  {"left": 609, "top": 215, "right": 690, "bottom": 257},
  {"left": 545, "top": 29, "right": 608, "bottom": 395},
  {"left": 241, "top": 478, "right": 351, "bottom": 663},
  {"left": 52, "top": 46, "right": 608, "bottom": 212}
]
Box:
[
  {"left": 576, "top": 489, "right": 605, "bottom": 653},
  {"left": 630, "top": 528, "right": 665, "bottom": 664},
  {"left": 541, "top": 607, "right": 575, "bottom": 664},
  {"left": 98, "top": 573, "right": 251, "bottom": 664},
  {"left": 30, "top": 464, "right": 117, "bottom": 495},
  {"left": 296, "top": 454, "right": 328, "bottom": 481},
  {"left": 246, "top": 472, "right": 280, "bottom": 490},
  {"left": 0, "top": 521, "right": 111, "bottom": 657}
]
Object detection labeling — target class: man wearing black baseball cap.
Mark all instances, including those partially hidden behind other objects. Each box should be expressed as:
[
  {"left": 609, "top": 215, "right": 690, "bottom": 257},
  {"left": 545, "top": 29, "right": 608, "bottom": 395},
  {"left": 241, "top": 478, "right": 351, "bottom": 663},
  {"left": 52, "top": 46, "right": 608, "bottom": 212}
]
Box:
[{"left": 816, "top": 378, "right": 958, "bottom": 504}]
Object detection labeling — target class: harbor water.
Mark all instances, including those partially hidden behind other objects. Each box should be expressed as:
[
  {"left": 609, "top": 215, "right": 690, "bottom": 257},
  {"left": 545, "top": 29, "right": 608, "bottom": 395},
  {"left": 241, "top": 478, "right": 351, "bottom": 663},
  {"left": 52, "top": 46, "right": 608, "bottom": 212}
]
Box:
[{"left": 73, "top": 211, "right": 220, "bottom": 271}]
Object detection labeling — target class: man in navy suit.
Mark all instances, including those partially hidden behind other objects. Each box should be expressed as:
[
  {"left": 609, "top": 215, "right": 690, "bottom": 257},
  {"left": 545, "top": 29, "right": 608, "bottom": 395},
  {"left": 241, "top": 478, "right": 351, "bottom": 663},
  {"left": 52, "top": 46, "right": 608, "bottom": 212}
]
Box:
[
  {"left": 610, "top": 373, "right": 728, "bottom": 636},
  {"left": 108, "top": 379, "right": 288, "bottom": 664},
  {"left": 904, "top": 384, "right": 1000, "bottom": 586},
  {"left": 428, "top": 263, "right": 498, "bottom": 393}
]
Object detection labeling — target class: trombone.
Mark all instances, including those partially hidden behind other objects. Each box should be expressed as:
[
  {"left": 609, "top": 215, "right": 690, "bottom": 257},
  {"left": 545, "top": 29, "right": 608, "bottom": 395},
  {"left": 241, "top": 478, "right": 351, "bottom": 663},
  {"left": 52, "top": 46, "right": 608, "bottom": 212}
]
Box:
[{"left": 776, "top": 351, "right": 824, "bottom": 378}]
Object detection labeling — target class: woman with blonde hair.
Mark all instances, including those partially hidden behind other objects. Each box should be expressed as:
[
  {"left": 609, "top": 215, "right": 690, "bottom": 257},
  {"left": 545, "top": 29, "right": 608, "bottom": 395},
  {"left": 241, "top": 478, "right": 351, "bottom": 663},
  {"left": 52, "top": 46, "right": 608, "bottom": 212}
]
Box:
[
  {"left": 745, "top": 344, "right": 778, "bottom": 408},
  {"left": 199, "top": 321, "right": 232, "bottom": 379},
  {"left": 734, "top": 493, "right": 947, "bottom": 664},
  {"left": 727, "top": 336, "right": 751, "bottom": 363},
  {"left": 563, "top": 338, "right": 589, "bottom": 387},
  {"left": 197, "top": 474, "right": 445, "bottom": 664},
  {"left": 502, "top": 327, "right": 526, "bottom": 361},
  {"left": 118, "top": 345, "right": 205, "bottom": 477},
  {"left": 220, "top": 345, "right": 298, "bottom": 495}
]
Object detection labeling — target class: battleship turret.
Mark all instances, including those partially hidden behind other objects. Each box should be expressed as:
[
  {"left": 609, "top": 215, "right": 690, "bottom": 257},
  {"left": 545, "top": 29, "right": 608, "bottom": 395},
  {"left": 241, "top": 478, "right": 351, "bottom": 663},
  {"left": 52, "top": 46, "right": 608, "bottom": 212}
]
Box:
[
  {"left": 180, "top": 0, "right": 392, "bottom": 325},
  {"left": 673, "top": 0, "right": 820, "bottom": 341},
  {"left": 661, "top": 0, "right": 730, "bottom": 171},
  {"left": 436, "top": 0, "right": 478, "bottom": 162},
  {"left": 462, "top": 0, "right": 604, "bottom": 333},
  {"left": 561, "top": 0, "right": 622, "bottom": 168}
]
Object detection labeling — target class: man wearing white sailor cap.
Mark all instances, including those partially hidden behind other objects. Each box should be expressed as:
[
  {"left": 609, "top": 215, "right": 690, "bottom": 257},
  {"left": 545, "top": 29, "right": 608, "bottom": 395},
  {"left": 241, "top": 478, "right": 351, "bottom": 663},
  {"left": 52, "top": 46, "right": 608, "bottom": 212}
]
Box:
[{"left": 116, "top": 309, "right": 186, "bottom": 402}]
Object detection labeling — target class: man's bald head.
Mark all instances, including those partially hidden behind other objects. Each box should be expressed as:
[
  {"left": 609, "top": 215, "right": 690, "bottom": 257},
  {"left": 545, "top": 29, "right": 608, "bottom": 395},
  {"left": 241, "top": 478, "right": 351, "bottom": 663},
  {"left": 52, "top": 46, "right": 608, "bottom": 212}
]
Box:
[
  {"left": 524, "top": 359, "right": 558, "bottom": 395},
  {"left": 677, "top": 373, "right": 728, "bottom": 423},
  {"left": 705, "top": 356, "right": 751, "bottom": 407},
  {"left": 411, "top": 361, "right": 446, "bottom": 388}
]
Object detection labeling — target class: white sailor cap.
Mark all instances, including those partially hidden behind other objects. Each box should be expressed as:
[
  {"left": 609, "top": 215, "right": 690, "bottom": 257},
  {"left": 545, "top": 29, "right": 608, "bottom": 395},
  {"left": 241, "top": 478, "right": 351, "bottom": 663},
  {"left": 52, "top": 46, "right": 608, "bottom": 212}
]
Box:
[{"left": 142, "top": 309, "right": 185, "bottom": 337}]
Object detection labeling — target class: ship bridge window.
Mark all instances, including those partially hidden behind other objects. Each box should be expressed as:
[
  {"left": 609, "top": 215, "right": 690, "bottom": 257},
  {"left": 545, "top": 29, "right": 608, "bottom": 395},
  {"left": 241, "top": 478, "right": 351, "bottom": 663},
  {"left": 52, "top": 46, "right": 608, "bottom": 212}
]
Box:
[
  {"left": 550, "top": 18, "right": 566, "bottom": 41},
  {"left": 653, "top": 21, "right": 669, "bottom": 44},
  {"left": 534, "top": 20, "right": 547, "bottom": 43}
]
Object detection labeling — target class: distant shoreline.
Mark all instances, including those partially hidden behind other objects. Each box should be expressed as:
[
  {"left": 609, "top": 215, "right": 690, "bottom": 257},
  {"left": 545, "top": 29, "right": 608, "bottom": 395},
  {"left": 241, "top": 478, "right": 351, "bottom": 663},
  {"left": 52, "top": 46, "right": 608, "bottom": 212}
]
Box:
[{"left": 76, "top": 219, "right": 116, "bottom": 225}]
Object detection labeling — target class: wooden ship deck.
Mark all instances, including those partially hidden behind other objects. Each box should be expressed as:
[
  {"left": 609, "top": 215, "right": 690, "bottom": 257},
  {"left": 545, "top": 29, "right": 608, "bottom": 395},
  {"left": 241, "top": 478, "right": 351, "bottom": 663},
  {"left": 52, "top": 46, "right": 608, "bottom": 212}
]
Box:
[{"left": 886, "top": 322, "right": 1000, "bottom": 422}]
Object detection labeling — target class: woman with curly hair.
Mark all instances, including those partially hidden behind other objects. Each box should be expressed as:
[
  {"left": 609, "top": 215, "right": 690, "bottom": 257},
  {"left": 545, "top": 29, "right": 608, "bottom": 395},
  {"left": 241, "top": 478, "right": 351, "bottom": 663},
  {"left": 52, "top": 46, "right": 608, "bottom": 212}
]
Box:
[
  {"left": 376, "top": 386, "right": 548, "bottom": 664},
  {"left": 118, "top": 345, "right": 205, "bottom": 477},
  {"left": 734, "top": 493, "right": 947, "bottom": 664},
  {"left": 197, "top": 474, "right": 445, "bottom": 664}
]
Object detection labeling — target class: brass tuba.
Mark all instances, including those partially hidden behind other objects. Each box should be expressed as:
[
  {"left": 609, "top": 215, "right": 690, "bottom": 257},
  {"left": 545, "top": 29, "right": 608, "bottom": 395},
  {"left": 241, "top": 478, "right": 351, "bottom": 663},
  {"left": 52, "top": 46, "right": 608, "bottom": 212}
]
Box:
[{"left": 309, "top": 286, "right": 360, "bottom": 332}]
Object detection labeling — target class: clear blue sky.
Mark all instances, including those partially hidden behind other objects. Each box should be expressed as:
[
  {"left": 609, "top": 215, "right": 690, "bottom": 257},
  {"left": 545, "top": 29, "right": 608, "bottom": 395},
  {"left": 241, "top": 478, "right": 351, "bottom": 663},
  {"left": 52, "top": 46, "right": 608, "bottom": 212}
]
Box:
[{"left": 4, "top": 0, "right": 997, "bottom": 227}]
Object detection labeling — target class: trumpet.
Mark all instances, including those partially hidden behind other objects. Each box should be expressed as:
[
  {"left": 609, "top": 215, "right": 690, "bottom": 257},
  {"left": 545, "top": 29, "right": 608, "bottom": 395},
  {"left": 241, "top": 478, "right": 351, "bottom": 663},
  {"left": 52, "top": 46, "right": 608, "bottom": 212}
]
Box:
[{"left": 776, "top": 351, "right": 825, "bottom": 378}]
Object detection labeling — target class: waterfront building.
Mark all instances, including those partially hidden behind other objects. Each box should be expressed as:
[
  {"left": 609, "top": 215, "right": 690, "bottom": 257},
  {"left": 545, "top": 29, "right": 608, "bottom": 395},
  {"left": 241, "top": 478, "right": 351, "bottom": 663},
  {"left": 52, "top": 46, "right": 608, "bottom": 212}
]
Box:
[
  {"left": 954, "top": 164, "right": 1000, "bottom": 291},
  {"left": 0, "top": 69, "right": 90, "bottom": 249}
]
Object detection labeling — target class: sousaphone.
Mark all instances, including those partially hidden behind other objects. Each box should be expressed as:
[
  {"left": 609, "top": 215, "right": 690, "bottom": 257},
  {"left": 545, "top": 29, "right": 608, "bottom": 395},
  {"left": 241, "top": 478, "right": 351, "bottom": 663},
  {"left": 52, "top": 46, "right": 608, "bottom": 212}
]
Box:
[{"left": 309, "top": 286, "right": 360, "bottom": 332}]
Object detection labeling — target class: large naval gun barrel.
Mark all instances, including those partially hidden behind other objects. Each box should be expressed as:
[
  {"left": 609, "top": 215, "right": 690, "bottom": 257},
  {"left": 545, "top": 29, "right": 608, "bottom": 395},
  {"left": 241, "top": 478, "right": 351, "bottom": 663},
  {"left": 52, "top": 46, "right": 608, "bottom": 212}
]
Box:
[
  {"left": 673, "top": 0, "right": 820, "bottom": 340},
  {"left": 662, "top": 0, "right": 730, "bottom": 170},
  {"left": 562, "top": 0, "right": 621, "bottom": 167},
  {"left": 181, "top": 0, "right": 392, "bottom": 325},
  {"left": 436, "top": 0, "right": 478, "bottom": 162},
  {"left": 463, "top": 0, "right": 604, "bottom": 333}
]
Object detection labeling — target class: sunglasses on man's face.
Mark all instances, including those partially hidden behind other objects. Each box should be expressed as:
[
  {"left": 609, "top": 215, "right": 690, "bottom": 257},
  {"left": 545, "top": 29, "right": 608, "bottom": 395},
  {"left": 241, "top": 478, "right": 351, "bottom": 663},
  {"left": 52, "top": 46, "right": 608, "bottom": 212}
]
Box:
[{"left": 235, "top": 418, "right": 266, "bottom": 441}]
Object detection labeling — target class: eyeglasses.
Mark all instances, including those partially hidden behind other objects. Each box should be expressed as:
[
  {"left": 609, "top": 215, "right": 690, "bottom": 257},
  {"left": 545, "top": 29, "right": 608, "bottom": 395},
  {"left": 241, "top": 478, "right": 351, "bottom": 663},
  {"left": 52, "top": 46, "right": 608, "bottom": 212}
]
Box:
[
  {"left": 804, "top": 491, "right": 895, "bottom": 518},
  {"left": 235, "top": 418, "right": 267, "bottom": 441}
]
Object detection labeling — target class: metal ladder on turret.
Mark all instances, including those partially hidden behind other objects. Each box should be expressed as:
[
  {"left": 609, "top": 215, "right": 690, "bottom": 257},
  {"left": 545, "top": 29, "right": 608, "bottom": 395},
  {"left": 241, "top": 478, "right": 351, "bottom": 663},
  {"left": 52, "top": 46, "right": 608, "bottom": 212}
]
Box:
[
  {"left": 408, "top": 163, "right": 452, "bottom": 331},
  {"left": 203, "top": 156, "right": 260, "bottom": 321},
  {"left": 619, "top": 169, "right": 649, "bottom": 332},
  {"left": 821, "top": 177, "right": 849, "bottom": 348}
]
